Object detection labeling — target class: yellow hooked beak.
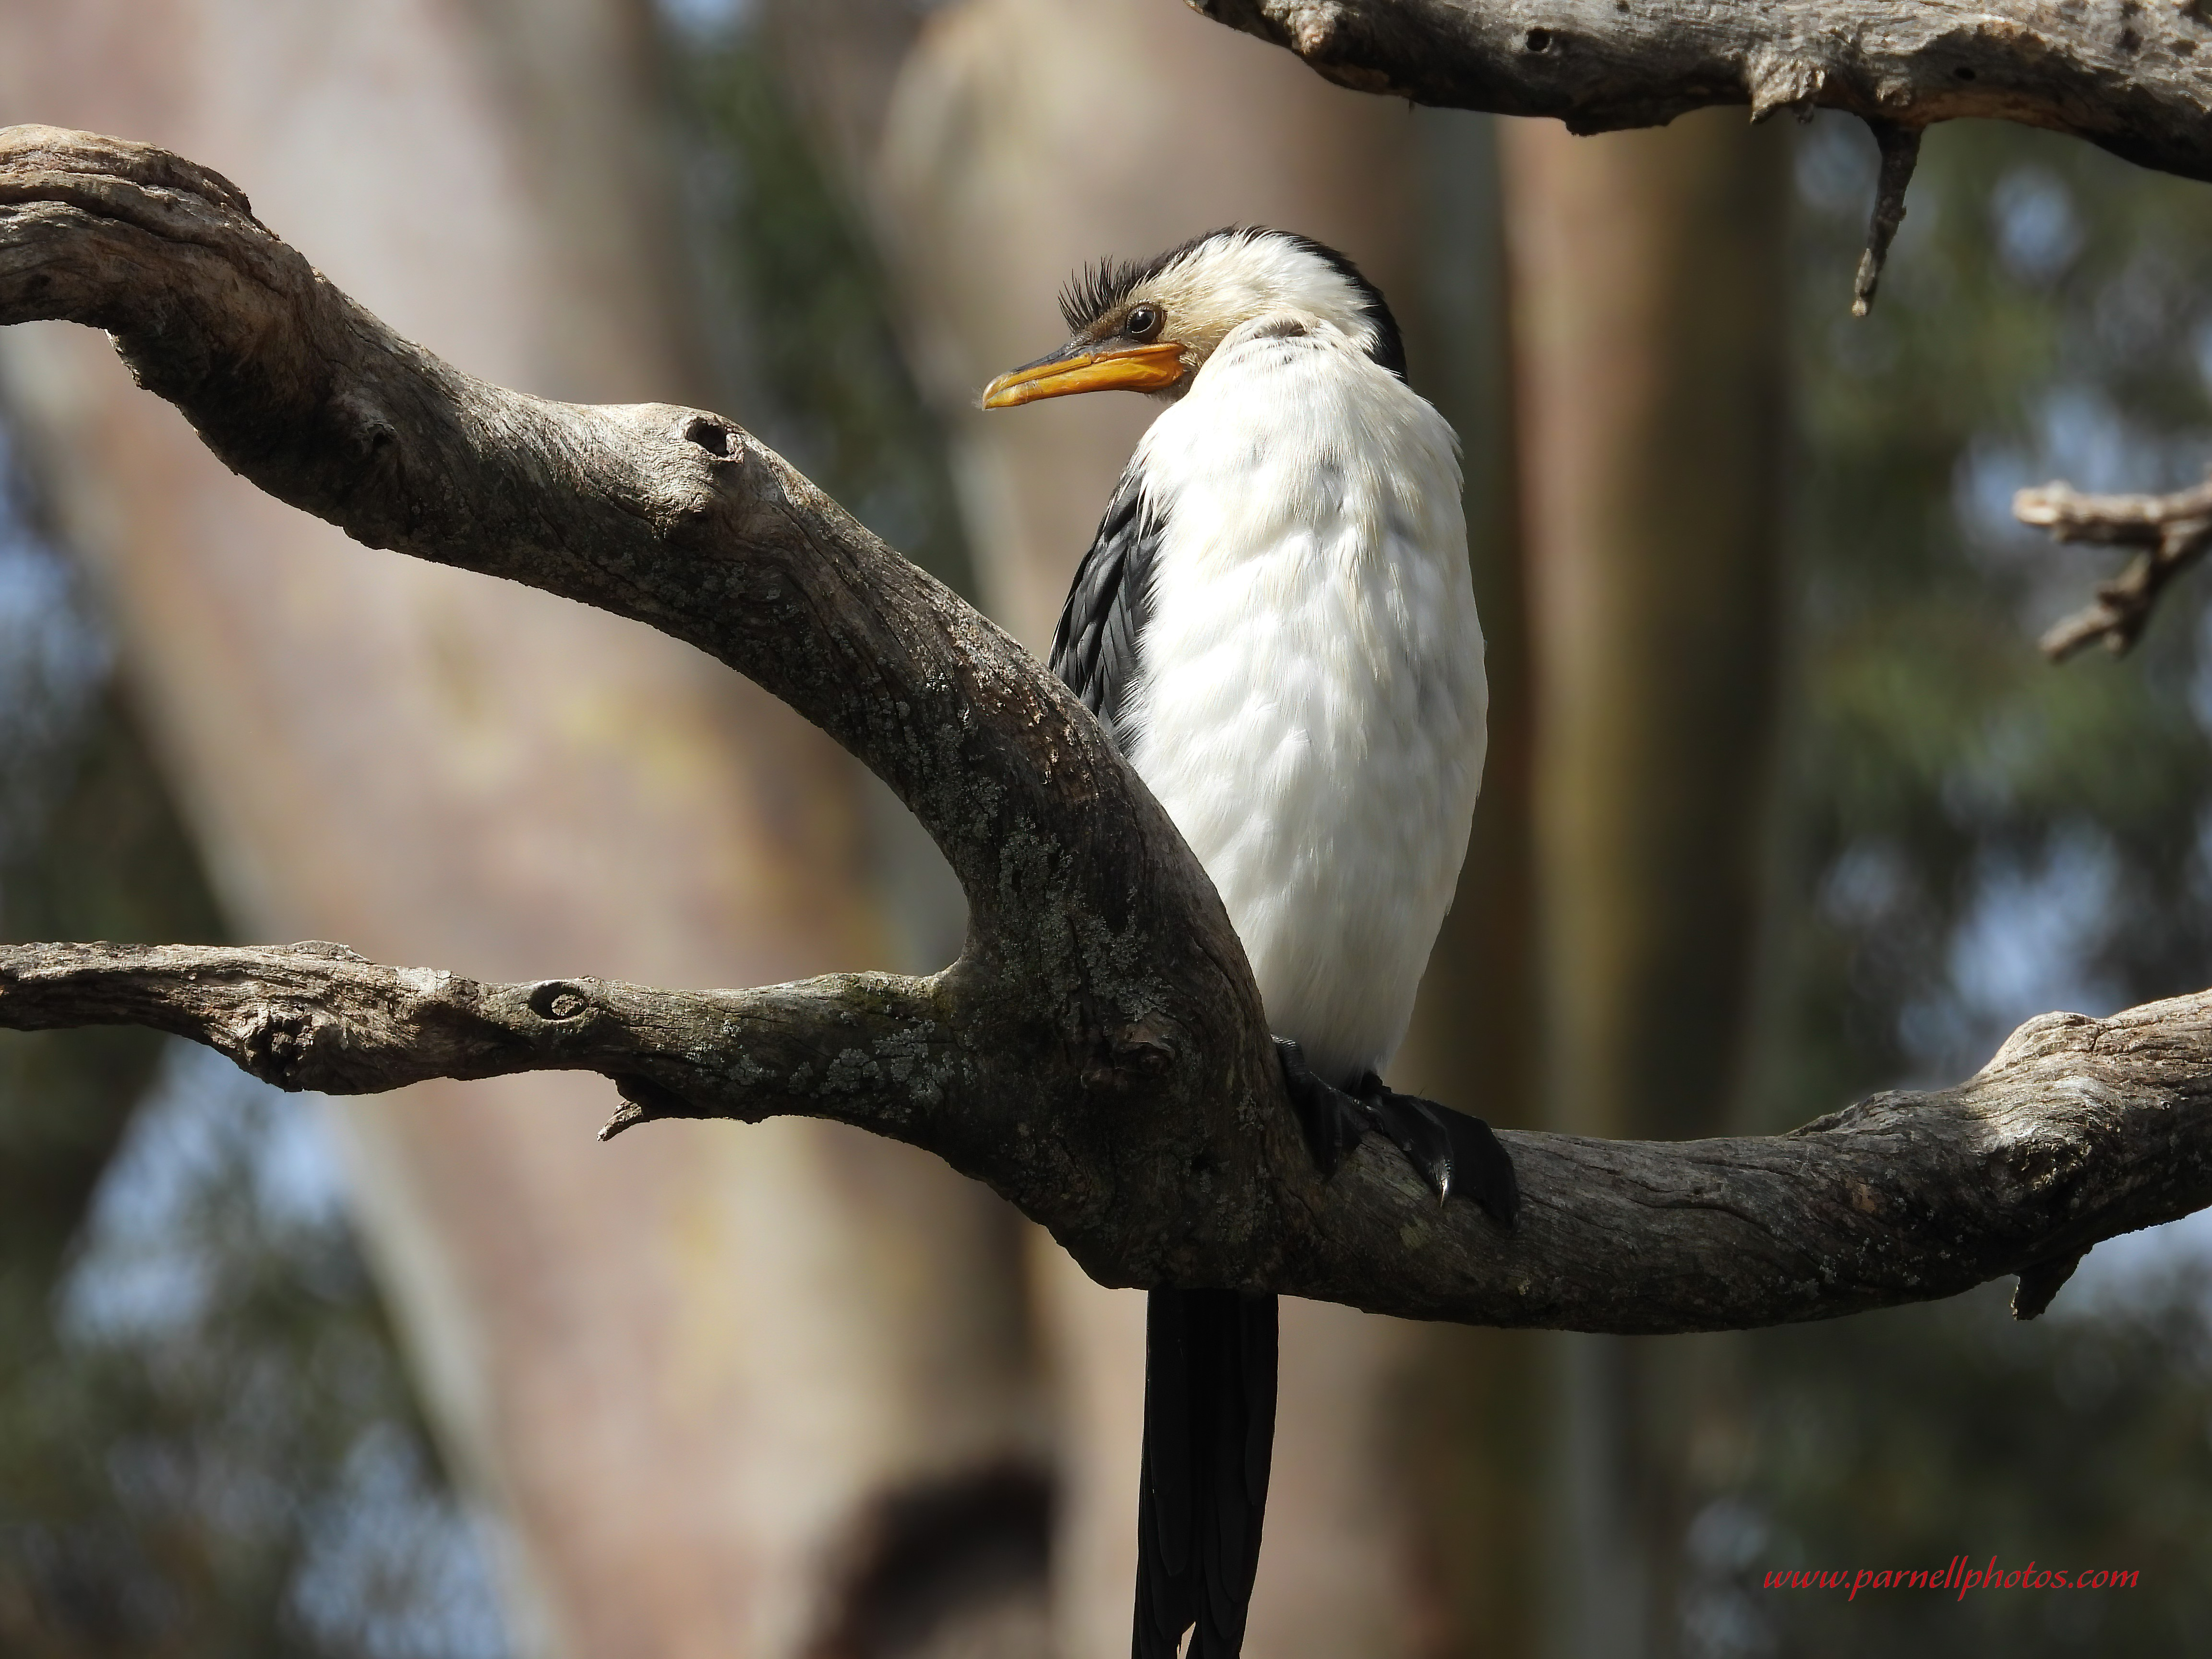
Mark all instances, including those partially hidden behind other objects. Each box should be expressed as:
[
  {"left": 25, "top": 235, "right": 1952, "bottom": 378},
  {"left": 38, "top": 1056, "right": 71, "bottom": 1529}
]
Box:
[{"left": 981, "top": 341, "right": 1187, "bottom": 409}]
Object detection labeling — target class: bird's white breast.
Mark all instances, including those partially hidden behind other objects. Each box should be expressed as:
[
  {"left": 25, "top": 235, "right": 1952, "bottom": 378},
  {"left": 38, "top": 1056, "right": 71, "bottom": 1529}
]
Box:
[{"left": 1123, "top": 316, "right": 1486, "bottom": 1088}]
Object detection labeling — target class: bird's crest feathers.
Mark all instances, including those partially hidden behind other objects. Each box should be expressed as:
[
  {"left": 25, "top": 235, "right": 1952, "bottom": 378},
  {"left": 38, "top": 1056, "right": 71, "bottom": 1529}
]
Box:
[{"left": 1058, "top": 227, "right": 1408, "bottom": 382}]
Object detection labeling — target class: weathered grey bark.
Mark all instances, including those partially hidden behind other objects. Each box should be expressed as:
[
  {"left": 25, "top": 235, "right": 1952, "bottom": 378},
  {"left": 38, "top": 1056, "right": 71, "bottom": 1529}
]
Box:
[
  {"left": 2, "top": 125, "right": 2208, "bottom": 1336},
  {"left": 1191, "top": 0, "right": 2212, "bottom": 320},
  {"left": 9, "top": 934, "right": 2212, "bottom": 1329},
  {"left": 1189, "top": 0, "right": 2212, "bottom": 182}
]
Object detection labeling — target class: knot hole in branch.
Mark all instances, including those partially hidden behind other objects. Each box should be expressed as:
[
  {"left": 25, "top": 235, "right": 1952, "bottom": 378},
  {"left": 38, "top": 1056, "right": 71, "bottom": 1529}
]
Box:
[
  {"left": 682, "top": 415, "right": 737, "bottom": 458},
  {"left": 529, "top": 981, "right": 589, "bottom": 1021},
  {"left": 334, "top": 393, "right": 397, "bottom": 461},
  {"left": 1082, "top": 1015, "right": 1184, "bottom": 1091},
  {"left": 237, "top": 1004, "right": 329, "bottom": 1086}
]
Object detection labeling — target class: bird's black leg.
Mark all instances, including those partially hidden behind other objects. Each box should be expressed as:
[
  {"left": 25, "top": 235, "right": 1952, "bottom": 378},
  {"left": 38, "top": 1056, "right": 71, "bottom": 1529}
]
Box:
[
  {"left": 1274, "top": 1039, "right": 1366, "bottom": 1178},
  {"left": 1352, "top": 1073, "right": 1519, "bottom": 1227}
]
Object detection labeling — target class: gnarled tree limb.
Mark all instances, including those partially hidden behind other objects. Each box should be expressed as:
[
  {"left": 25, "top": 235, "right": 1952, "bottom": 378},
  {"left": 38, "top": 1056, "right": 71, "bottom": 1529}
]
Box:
[
  {"left": 1189, "top": 0, "right": 2212, "bottom": 183},
  {"left": 1189, "top": 0, "right": 2209, "bottom": 315},
  {"left": 2019, "top": 469, "right": 2212, "bottom": 661},
  {"left": 8, "top": 940, "right": 2212, "bottom": 1331},
  {"left": 2, "top": 125, "right": 2208, "bottom": 1332}
]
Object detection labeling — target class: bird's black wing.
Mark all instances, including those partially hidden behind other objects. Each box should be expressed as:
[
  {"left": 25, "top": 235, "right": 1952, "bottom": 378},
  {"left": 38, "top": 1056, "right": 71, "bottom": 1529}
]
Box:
[{"left": 1048, "top": 466, "right": 1162, "bottom": 751}]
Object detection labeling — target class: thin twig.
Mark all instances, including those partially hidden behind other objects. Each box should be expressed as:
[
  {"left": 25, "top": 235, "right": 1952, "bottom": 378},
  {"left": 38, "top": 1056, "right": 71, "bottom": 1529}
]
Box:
[{"left": 2018, "top": 469, "right": 2212, "bottom": 660}]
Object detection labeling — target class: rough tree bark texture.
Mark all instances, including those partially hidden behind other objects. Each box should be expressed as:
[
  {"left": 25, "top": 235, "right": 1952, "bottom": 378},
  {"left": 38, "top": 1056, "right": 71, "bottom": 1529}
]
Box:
[
  {"left": 861, "top": 7, "right": 1448, "bottom": 1656},
  {"left": 1501, "top": 108, "right": 1789, "bottom": 1658},
  {"left": 0, "top": 8, "right": 1039, "bottom": 1655},
  {"left": 1195, "top": 0, "right": 2212, "bottom": 328},
  {"left": 1192, "top": 0, "right": 2212, "bottom": 181},
  {"left": 2, "top": 123, "right": 2208, "bottom": 1318}
]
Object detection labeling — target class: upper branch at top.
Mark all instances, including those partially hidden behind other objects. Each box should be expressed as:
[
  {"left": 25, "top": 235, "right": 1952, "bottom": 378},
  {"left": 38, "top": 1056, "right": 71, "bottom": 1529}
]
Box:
[{"left": 1192, "top": 0, "right": 2212, "bottom": 185}]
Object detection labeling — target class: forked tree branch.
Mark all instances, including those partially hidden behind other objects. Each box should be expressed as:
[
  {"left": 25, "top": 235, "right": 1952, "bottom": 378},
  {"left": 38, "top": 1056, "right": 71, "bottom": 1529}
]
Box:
[
  {"left": 2, "top": 126, "right": 2208, "bottom": 1331},
  {"left": 2019, "top": 469, "right": 2212, "bottom": 661}
]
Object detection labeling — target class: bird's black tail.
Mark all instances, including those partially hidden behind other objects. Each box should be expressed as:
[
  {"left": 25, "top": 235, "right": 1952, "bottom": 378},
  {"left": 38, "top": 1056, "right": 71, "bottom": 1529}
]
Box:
[{"left": 1133, "top": 1286, "right": 1278, "bottom": 1659}]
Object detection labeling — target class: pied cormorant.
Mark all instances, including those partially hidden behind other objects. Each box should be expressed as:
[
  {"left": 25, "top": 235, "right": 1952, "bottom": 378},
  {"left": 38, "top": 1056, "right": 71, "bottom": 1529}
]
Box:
[{"left": 983, "top": 225, "right": 1517, "bottom": 1659}]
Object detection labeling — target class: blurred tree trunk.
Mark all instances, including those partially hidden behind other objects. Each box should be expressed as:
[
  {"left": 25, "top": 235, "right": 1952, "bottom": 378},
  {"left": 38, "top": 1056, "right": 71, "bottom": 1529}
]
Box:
[
  {"left": 867, "top": 10, "right": 1430, "bottom": 1652},
  {"left": 752, "top": 3, "right": 1549, "bottom": 1653},
  {"left": 1383, "top": 110, "right": 1549, "bottom": 1659},
  {"left": 1498, "top": 110, "right": 1789, "bottom": 1658},
  {"left": 0, "top": 3, "right": 1042, "bottom": 1656}
]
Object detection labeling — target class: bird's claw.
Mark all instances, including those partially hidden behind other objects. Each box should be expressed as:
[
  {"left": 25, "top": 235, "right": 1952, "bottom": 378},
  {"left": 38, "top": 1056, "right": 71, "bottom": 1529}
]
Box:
[
  {"left": 1273, "top": 1039, "right": 1517, "bottom": 1227},
  {"left": 1353, "top": 1073, "right": 1518, "bottom": 1227}
]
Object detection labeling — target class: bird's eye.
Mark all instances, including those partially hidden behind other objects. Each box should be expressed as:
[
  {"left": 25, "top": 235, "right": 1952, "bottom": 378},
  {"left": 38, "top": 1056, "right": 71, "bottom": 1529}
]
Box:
[{"left": 1125, "top": 304, "right": 1163, "bottom": 340}]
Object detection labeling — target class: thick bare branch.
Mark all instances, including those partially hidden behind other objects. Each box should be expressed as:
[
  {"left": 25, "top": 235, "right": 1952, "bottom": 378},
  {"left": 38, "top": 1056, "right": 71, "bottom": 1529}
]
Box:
[
  {"left": 1192, "top": 0, "right": 2210, "bottom": 313},
  {"left": 9, "top": 940, "right": 2212, "bottom": 1332},
  {"left": 3, "top": 126, "right": 2208, "bottom": 1334},
  {"left": 1190, "top": 0, "right": 2212, "bottom": 183},
  {"left": 2017, "top": 469, "right": 2212, "bottom": 660}
]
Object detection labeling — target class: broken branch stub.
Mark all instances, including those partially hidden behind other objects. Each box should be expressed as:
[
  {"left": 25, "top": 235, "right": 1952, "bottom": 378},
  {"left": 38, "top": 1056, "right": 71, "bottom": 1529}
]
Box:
[{"left": 1851, "top": 121, "right": 1922, "bottom": 319}]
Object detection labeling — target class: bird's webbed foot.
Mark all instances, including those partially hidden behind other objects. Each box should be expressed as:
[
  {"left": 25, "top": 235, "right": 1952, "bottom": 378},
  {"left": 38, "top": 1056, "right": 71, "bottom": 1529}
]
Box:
[
  {"left": 1274, "top": 1039, "right": 1367, "bottom": 1178},
  {"left": 1352, "top": 1073, "right": 1518, "bottom": 1227}
]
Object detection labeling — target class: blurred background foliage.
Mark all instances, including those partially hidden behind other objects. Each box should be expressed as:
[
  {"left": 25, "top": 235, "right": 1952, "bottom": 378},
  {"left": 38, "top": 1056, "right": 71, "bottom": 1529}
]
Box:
[
  {"left": 0, "top": 436, "right": 510, "bottom": 1658},
  {"left": 3, "top": 8, "right": 2212, "bottom": 1655},
  {"left": 667, "top": 20, "right": 975, "bottom": 601},
  {"left": 1721, "top": 114, "right": 2212, "bottom": 1657}
]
